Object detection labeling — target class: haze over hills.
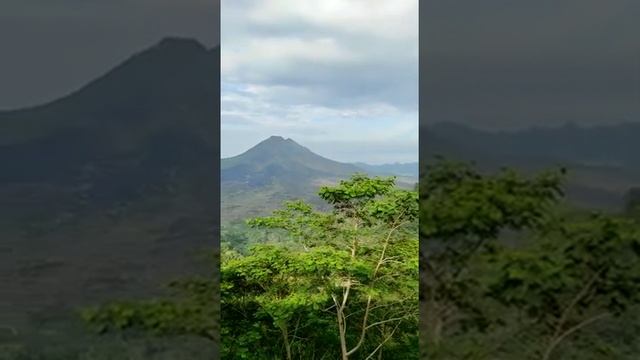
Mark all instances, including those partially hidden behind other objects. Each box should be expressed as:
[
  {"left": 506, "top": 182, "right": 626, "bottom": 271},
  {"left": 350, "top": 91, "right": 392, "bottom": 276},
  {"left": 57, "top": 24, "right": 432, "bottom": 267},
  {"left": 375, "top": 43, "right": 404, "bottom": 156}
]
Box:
[
  {"left": 0, "top": 37, "right": 219, "bottom": 355},
  {"left": 424, "top": 121, "right": 640, "bottom": 167},
  {"left": 221, "top": 117, "right": 640, "bottom": 221},
  {"left": 421, "top": 121, "right": 640, "bottom": 211},
  {"left": 354, "top": 162, "right": 419, "bottom": 178}
]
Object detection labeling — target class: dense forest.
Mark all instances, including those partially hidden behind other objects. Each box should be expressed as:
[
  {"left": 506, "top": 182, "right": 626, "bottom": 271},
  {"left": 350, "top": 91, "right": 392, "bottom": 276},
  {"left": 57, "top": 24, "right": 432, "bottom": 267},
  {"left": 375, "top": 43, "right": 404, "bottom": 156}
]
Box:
[
  {"left": 420, "top": 160, "right": 640, "bottom": 359},
  {"left": 85, "top": 173, "right": 420, "bottom": 359},
  {"left": 79, "top": 160, "right": 640, "bottom": 359}
]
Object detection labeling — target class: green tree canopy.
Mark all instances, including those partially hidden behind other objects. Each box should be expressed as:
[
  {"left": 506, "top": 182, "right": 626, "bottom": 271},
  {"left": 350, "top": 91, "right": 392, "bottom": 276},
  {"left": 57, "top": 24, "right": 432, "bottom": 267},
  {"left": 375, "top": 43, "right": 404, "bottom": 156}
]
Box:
[{"left": 420, "top": 160, "right": 640, "bottom": 359}]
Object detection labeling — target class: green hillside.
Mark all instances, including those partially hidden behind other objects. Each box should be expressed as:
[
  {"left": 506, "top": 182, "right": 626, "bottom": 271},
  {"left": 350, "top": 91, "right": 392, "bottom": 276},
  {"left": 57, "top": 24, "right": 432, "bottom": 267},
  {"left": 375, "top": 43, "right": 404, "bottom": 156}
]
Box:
[{"left": 221, "top": 136, "right": 416, "bottom": 222}]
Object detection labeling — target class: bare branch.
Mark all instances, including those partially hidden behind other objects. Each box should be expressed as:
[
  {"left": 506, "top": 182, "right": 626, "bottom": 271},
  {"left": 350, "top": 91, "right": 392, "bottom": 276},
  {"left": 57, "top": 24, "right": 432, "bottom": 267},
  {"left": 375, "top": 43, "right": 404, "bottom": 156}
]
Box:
[
  {"left": 542, "top": 312, "right": 610, "bottom": 360},
  {"left": 364, "top": 321, "right": 402, "bottom": 360}
]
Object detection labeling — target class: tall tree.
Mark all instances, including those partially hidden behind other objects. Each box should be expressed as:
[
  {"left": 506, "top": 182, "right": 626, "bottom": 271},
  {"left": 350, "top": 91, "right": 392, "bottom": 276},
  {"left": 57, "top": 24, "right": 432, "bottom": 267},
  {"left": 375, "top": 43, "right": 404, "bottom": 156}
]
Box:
[{"left": 223, "top": 174, "right": 419, "bottom": 359}]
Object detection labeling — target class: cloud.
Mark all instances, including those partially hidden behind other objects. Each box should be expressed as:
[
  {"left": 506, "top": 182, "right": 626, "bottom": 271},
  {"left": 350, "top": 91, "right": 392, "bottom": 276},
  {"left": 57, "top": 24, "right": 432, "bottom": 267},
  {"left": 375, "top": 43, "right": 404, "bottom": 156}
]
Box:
[
  {"left": 221, "top": 81, "right": 418, "bottom": 163},
  {"left": 222, "top": 37, "right": 361, "bottom": 77},
  {"left": 247, "top": 0, "right": 417, "bottom": 40},
  {"left": 221, "top": 0, "right": 418, "bottom": 163}
]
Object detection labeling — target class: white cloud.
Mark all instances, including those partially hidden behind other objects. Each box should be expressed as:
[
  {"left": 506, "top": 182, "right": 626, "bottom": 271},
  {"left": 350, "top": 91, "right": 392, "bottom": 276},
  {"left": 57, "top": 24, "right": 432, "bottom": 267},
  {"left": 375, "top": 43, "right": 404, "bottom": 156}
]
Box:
[
  {"left": 222, "top": 36, "right": 360, "bottom": 76},
  {"left": 248, "top": 0, "right": 417, "bottom": 40},
  {"left": 221, "top": 0, "right": 418, "bottom": 164}
]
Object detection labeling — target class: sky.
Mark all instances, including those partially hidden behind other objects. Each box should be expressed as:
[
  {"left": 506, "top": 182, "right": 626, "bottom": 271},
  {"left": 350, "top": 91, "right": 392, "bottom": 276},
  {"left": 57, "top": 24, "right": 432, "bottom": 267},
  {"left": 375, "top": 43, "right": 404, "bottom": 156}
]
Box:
[
  {"left": 0, "top": 0, "right": 219, "bottom": 111},
  {"left": 221, "top": 0, "right": 419, "bottom": 164},
  {"left": 420, "top": 0, "right": 640, "bottom": 130},
  {"left": 3, "top": 0, "right": 637, "bottom": 152}
]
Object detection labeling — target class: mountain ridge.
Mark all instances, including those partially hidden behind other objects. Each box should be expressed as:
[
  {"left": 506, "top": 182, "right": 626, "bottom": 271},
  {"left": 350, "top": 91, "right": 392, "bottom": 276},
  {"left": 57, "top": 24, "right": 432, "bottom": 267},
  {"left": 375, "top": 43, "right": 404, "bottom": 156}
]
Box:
[
  {"left": 423, "top": 120, "right": 640, "bottom": 167},
  {"left": 0, "top": 37, "right": 219, "bottom": 147},
  {"left": 0, "top": 36, "right": 220, "bottom": 350},
  {"left": 421, "top": 121, "right": 640, "bottom": 211},
  {"left": 222, "top": 136, "right": 362, "bottom": 185},
  {"left": 0, "top": 37, "right": 213, "bottom": 114},
  {"left": 220, "top": 136, "right": 418, "bottom": 222}
]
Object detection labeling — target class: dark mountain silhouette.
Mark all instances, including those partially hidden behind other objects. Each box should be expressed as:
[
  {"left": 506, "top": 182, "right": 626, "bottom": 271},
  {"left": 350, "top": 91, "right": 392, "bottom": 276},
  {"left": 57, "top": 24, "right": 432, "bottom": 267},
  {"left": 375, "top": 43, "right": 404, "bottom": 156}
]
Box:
[
  {"left": 422, "top": 121, "right": 640, "bottom": 168},
  {"left": 0, "top": 37, "right": 219, "bottom": 354},
  {"left": 1, "top": 36, "right": 218, "bottom": 185},
  {"left": 0, "top": 36, "right": 219, "bottom": 220}
]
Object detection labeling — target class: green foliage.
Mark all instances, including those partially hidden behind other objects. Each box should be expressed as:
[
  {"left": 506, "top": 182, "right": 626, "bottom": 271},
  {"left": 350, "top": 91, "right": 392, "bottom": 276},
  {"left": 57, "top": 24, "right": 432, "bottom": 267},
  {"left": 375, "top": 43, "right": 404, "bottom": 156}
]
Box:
[
  {"left": 80, "top": 159, "right": 640, "bottom": 359},
  {"left": 624, "top": 187, "right": 640, "bottom": 218},
  {"left": 420, "top": 159, "right": 640, "bottom": 359},
  {"left": 223, "top": 174, "right": 419, "bottom": 359},
  {"left": 82, "top": 275, "right": 219, "bottom": 343},
  {"left": 82, "top": 174, "right": 419, "bottom": 359}
]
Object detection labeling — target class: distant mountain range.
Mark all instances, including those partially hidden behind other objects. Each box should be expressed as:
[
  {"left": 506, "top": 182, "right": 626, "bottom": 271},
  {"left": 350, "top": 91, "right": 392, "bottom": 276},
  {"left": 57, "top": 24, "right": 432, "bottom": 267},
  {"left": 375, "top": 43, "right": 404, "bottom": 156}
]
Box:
[
  {"left": 220, "top": 136, "right": 417, "bottom": 222},
  {"left": 221, "top": 117, "right": 640, "bottom": 217},
  {"left": 354, "top": 162, "right": 419, "bottom": 178},
  {"left": 222, "top": 136, "right": 417, "bottom": 186},
  {"left": 422, "top": 121, "right": 640, "bottom": 211},
  {"left": 222, "top": 136, "right": 362, "bottom": 187},
  {"left": 423, "top": 121, "right": 640, "bottom": 169}
]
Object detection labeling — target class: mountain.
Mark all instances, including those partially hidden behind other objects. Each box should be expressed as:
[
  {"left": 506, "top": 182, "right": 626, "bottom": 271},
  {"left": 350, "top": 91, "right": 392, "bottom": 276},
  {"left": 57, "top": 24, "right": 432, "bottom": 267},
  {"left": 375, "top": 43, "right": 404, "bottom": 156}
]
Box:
[
  {"left": 220, "top": 137, "right": 418, "bottom": 222},
  {"left": 221, "top": 136, "right": 367, "bottom": 222},
  {"left": 222, "top": 136, "right": 361, "bottom": 187},
  {"left": 0, "top": 37, "right": 219, "bottom": 354},
  {"left": 423, "top": 121, "right": 640, "bottom": 168},
  {"left": 421, "top": 121, "right": 640, "bottom": 211},
  {"left": 1, "top": 37, "right": 219, "bottom": 182}
]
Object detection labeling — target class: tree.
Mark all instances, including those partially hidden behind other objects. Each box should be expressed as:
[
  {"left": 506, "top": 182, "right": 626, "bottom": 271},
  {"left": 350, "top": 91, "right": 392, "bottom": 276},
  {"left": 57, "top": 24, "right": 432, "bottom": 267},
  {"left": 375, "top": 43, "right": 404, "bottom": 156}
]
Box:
[
  {"left": 420, "top": 160, "right": 565, "bottom": 357},
  {"left": 488, "top": 214, "right": 640, "bottom": 359},
  {"left": 222, "top": 174, "right": 419, "bottom": 359},
  {"left": 82, "top": 160, "right": 640, "bottom": 359},
  {"left": 82, "top": 174, "right": 419, "bottom": 359},
  {"left": 420, "top": 159, "right": 640, "bottom": 359},
  {"left": 82, "top": 256, "right": 219, "bottom": 343},
  {"left": 624, "top": 187, "right": 640, "bottom": 217}
]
